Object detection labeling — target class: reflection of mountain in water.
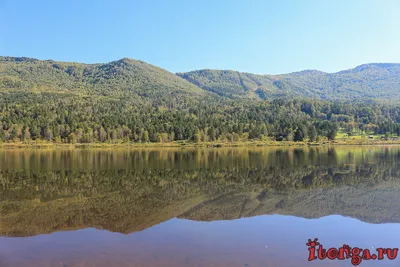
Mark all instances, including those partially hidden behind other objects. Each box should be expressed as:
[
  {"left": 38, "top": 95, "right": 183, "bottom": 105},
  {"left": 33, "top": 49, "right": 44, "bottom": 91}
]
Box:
[{"left": 1, "top": 147, "right": 400, "bottom": 237}]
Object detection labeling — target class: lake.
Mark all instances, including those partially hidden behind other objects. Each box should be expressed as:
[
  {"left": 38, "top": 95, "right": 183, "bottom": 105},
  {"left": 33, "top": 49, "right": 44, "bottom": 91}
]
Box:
[{"left": 1, "top": 146, "right": 400, "bottom": 266}]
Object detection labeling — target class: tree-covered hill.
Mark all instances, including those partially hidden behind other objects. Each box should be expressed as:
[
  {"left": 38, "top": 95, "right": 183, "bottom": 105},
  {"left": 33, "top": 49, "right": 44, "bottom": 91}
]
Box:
[
  {"left": 177, "top": 63, "right": 400, "bottom": 101},
  {"left": 4, "top": 56, "right": 400, "bottom": 103},
  {"left": 0, "top": 56, "right": 206, "bottom": 106},
  {"left": 0, "top": 56, "right": 399, "bottom": 144}
]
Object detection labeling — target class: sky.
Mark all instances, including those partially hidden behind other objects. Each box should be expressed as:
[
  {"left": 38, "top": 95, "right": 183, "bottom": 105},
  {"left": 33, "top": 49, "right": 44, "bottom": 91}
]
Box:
[{"left": 0, "top": 0, "right": 399, "bottom": 74}]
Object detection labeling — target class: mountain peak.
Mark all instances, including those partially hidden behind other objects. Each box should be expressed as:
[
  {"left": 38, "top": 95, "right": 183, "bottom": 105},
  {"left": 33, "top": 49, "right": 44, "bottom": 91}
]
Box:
[
  {"left": 350, "top": 63, "right": 400, "bottom": 72},
  {"left": 111, "top": 57, "right": 136, "bottom": 65},
  {"left": 0, "top": 56, "right": 39, "bottom": 63},
  {"left": 287, "top": 69, "right": 327, "bottom": 76},
  {"left": 119, "top": 57, "right": 135, "bottom": 63}
]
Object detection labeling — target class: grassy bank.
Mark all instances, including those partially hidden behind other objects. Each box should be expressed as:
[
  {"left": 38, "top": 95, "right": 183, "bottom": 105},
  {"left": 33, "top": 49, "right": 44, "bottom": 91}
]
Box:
[{"left": 1, "top": 138, "right": 400, "bottom": 149}]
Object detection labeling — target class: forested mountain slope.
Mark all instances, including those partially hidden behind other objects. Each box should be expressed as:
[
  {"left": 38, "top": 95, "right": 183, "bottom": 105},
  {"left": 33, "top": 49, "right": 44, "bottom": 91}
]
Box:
[
  {"left": 177, "top": 63, "right": 400, "bottom": 100},
  {"left": 0, "top": 56, "right": 206, "bottom": 107},
  {"left": 0, "top": 56, "right": 399, "bottom": 144}
]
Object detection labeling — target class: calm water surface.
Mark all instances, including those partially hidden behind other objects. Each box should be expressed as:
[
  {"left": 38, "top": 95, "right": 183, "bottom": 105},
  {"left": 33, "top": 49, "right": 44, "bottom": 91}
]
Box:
[{"left": 1, "top": 146, "right": 400, "bottom": 266}]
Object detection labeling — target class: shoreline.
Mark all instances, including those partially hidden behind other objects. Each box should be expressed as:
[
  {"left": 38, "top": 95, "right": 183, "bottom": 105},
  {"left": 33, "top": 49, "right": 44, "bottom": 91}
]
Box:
[{"left": 1, "top": 139, "right": 400, "bottom": 149}]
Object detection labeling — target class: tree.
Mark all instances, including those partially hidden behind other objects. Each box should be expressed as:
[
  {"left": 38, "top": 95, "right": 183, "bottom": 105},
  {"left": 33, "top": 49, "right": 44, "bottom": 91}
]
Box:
[
  {"left": 12, "top": 125, "right": 22, "bottom": 140},
  {"left": 4, "top": 130, "right": 10, "bottom": 141},
  {"left": 286, "top": 130, "right": 294, "bottom": 141},
  {"left": 99, "top": 127, "right": 107, "bottom": 142},
  {"left": 249, "top": 126, "right": 261, "bottom": 140},
  {"left": 208, "top": 128, "right": 216, "bottom": 141},
  {"left": 327, "top": 123, "right": 338, "bottom": 140},
  {"left": 111, "top": 129, "right": 117, "bottom": 142},
  {"left": 169, "top": 131, "right": 175, "bottom": 141},
  {"left": 308, "top": 126, "right": 317, "bottom": 142},
  {"left": 294, "top": 128, "right": 305, "bottom": 141},
  {"left": 44, "top": 127, "right": 53, "bottom": 141},
  {"left": 68, "top": 133, "right": 77, "bottom": 144},
  {"left": 158, "top": 133, "right": 168, "bottom": 143},
  {"left": 23, "top": 127, "right": 31, "bottom": 142},
  {"left": 194, "top": 130, "right": 202, "bottom": 143},
  {"left": 232, "top": 133, "right": 240, "bottom": 142},
  {"left": 142, "top": 130, "right": 149, "bottom": 142}
]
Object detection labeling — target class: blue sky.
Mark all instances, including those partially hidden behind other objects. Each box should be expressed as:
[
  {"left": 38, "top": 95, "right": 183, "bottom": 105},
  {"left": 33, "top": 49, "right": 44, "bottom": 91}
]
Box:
[{"left": 1, "top": 0, "right": 399, "bottom": 74}]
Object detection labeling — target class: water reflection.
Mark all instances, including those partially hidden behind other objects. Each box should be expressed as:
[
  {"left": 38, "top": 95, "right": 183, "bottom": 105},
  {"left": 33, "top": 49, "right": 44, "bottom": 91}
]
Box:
[{"left": 1, "top": 146, "right": 400, "bottom": 266}]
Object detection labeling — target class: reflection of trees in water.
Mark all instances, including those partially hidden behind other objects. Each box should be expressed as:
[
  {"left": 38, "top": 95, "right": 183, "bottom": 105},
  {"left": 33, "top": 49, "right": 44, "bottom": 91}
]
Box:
[
  {"left": 1, "top": 147, "right": 400, "bottom": 236},
  {"left": 0, "top": 147, "right": 381, "bottom": 171}
]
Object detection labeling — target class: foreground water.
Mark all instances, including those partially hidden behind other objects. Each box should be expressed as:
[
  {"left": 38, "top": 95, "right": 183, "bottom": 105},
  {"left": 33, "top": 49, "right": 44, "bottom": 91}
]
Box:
[{"left": 1, "top": 146, "right": 400, "bottom": 266}]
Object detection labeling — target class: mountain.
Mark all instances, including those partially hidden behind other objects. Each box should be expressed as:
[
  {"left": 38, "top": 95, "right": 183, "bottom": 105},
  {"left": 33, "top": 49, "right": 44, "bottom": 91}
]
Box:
[
  {"left": 177, "top": 63, "right": 400, "bottom": 101},
  {"left": 0, "top": 56, "right": 399, "bottom": 144},
  {"left": 0, "top": 56, "right": 206, "bottom": 105},
  {"left": 2, "top": 56, "right": 400, "bottom": 102}
]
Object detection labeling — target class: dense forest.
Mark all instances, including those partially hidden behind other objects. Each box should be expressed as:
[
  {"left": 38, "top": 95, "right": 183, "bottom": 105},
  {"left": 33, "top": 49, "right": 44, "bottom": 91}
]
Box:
[{"left": 1, "top": 57, "right": 400, "bottom": 144}]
